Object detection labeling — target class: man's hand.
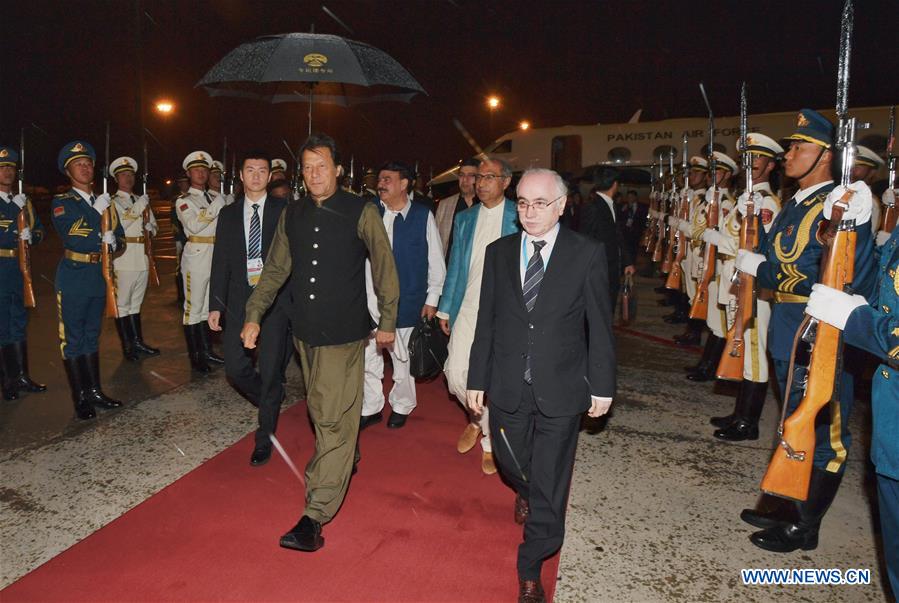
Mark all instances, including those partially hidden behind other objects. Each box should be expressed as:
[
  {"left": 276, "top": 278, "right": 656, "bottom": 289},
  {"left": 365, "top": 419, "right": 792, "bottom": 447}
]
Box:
[
  {"left": 806, "top": 283, "right": 868, "bottom": 330},
  {"left": 102, "top": 230, "right": 116, "bottom": 249},
  {"left": 208, "top": 310, "right": 222, "bottom": 332},
  {"left": 735, "top": 191, "right": 761, "bottom": 217},
  {"left": 824, "top": 181, "right": 873, "bottom": 226},
  {"left": 375, "top": 329, "right": 395, "bottom": 350},
  {"left": 18, "top": 227, "right": 32, "bottom": 243},
  {"left": 467, "top": 389, "right": 485, "bottom": 415},
  {"left": 623, "top": 264, "right": 636, "bottom": 276},
  {"left": 876, "top": 230, "right": 892, "bottom": 247},
  {"left": 241, "top": 322, "right": 261, "bottom": 349},
  {"left": 735, "top": 249, "right": 765, "bottom": 276},
  {"left": 93, "top": 193, "right": 111, "bottom": 215},
  {"left": 439, "top": 318, "right": 450, "bottom": 336},
  {"left": 132, "top": 194, "right": 149, "bottom": 213},
  {"left": 588, "top": 396, "right": 612, "bottom": 418},
  {"left": 421, "top": 304, "right": 437, "bottom": 320},
  {"left": 12, "top": 193, "right": 27, "bottom": 209}
]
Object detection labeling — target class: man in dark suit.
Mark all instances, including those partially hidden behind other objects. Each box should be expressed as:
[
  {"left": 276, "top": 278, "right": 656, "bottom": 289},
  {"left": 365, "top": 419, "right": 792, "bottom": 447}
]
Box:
[
  {"left": 467, "top": 168, "right": 616, "bottom": 603},
  {"left": 577, "top": 167, "right": 635, "bottom": 305},
  {"left": 209, "top": 150, "right": 293, "bottom": 466},
  {"left": 617, "top": 188, "right": 647, "bottom": 263}
]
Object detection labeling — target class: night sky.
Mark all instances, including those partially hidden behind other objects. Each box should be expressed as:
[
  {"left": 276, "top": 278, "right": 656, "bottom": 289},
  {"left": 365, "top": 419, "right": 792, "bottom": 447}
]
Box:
[{"left": 4, "top": 0, "right": 898, "bottom": 188}]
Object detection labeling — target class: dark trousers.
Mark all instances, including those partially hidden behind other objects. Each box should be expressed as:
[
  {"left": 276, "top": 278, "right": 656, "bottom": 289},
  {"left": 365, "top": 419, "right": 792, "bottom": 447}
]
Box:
[
  {"left": 878, "top": 474, "right": 899, "bottom": 598},
  {"left": 489, "top": 383, "right": 581, "bottom": 580},
  {"left": 57, "top": 291, "right": 104, "bottom": 359},
  {"left": 773, "top": 358, "right": 854, "bottom": 474},
  {"left": 222, "top": 305, "right": 291, "bottom": 446}
]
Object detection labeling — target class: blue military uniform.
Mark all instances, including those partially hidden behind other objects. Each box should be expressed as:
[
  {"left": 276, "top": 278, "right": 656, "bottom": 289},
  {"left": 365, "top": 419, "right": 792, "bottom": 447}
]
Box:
[
  {"left": 52, "top": 141, "right": 126, "bottom": 420},
  {"left": 0, "top": 145, "right": 47, "bottom": 400},
  {"left": 843, "top": 228, "right": 899, "bottom": 594}
]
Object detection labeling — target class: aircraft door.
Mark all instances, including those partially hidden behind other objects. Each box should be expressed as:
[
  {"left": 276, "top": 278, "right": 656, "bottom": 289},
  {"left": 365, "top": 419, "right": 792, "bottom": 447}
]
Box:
[{"left": 551, "top": 135, "right": 582, "bottom": 173}]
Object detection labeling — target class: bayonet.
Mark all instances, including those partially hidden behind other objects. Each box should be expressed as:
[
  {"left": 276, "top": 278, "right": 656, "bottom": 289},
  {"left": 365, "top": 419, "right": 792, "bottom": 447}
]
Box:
[
  {"left": 221, "top": 137, "right": 227, "bottom": 195},
  {"left": 18, "top": 128, "right": 25, "bottom": 195},
  {"left": 103, "top": 121, "right": 110, "bottom": 195}
]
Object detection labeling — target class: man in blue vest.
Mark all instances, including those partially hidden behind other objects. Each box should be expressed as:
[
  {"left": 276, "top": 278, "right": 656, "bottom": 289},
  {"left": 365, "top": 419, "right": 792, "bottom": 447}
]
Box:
[{"left": 361, "top": 162, "right": 445, "bottom": 429}]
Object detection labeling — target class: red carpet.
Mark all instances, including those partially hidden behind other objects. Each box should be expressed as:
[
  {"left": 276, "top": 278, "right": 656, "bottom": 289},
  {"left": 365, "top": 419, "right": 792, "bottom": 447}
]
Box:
[{"left": 3, "top": 377, "right": 559, "bottom": 602}]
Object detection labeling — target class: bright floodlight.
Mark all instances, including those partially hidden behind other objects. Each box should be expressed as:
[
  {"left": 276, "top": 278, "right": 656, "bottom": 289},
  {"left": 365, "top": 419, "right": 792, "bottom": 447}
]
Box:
[
  {"left": 519, "top": 121, "right": 530, "bottom": 130},
  {"left": 487, "top": 96, "right": 500, "bottom": 109},
  {"left": 155, "top": 100, "right": 175, "bottom": 115}
]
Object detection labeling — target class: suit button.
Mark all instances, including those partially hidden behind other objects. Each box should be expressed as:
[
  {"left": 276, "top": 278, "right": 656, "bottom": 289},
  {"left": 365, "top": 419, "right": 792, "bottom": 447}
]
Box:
[
  {"left": 528, "top": 324, "right": 534, "bottom": 329},
  {"left": 883, "top": 369, "right": 890, "bottom": 379},
  {"left": 884, "top": 305, "right": 891, "bottom": 314},
  {"left": 310, "top": 277, "right": 315, "bottom": 283},
  {"left": 313, "top": 243, "right": 319, "bottom": 249},
  {"left": 314, "top": 227, "right": 320, "bottom": 232},
  {"left": 309, "top": 294, "right": 315, "bottom": 300},
  {"left": 312, "top": 260, "right": 318, "bottom": 265}
]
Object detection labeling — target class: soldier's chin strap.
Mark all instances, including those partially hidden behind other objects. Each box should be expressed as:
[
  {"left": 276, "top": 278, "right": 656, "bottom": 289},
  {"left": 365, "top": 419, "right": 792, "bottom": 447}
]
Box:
[{"left": 794, "top": 146, "right": 829, "bottom": 183}]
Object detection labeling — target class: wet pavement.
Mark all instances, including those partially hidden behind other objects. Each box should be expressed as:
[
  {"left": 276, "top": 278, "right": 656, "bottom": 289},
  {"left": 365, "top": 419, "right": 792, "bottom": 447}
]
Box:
[{"left": 0, "top": 218, "right": 890, "bottom": 600}]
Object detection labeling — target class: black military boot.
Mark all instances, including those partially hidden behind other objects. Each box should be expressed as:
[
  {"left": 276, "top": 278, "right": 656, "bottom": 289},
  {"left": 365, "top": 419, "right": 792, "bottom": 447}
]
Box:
[
  {"left": 714, "top": 381, "right": 768, "bottom": 441},
  {"left": 0, "top": 345, "right": 18, "bottom": 401},
  {"left": 750, "top": 467, "right": 843, "bottom": 552},
  {"left": 674, "top": 319, "right": 704, "bottom": 347},
  {"left": 741, "top": 495, "right": 799, "bottom": 529},
  {"left": 185, "top": 324, "right": 211, "bottom": 373},
  {"left": 686, "top": 335, "right": 725, "bottom": 382},
  {"left": 65, "top": 356, "right": 95, "bottom": 420},
  {"left": 130, "top": 314, "right": 160, "bottom": 356},
  {"left": 7, "top": 341, "right": 47, "bottom": 394},
  {"left": 81, "top": 353, "right": 123, "bottom": 409},
  {"left": 115, "top": 317, "right": 139, "bottom": 361},
  {"left": 199, "top": 323, "right": 225, "bottom": 366}
]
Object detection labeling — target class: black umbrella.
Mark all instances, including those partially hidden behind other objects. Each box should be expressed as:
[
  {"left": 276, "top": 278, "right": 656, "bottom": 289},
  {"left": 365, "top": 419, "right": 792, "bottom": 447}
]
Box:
[{"left": 196, "top": 33, "right": 426, "bottom": 135}]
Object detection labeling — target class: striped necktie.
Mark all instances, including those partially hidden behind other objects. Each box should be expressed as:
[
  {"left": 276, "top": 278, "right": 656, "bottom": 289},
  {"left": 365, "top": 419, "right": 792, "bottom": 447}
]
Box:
[
  {"left": 523, "top": 240, "right": 546, "bottom": 384},
  {"left": 247, "top": 204, "right": 261, "bottom": 260}
]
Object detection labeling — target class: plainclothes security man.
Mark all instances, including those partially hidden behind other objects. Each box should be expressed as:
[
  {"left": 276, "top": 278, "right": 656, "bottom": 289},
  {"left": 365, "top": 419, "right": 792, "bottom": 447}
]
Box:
[
  {"left": 0, "top": 145, "right": 46, "bottom": 401},
  {"left": 109, "top": 156, "right": 160, "bottom": 361},
  {"left": 709, "top": 134, "right": 783, "bottom": 440},
  {"left": 734, "top": 109, "right": 875, "bottom": 552},
  {"left": 807, "top": 225, "right": 899, "bottom": 596},
  {"left": 673, "top": 156, "right": 708, "bottom": 346},
  {"left": 51, "top": 141, "right": 126, "bottom": 420},
  {"left": 176, "top": 151, "right": 226, "bottom": 372}
]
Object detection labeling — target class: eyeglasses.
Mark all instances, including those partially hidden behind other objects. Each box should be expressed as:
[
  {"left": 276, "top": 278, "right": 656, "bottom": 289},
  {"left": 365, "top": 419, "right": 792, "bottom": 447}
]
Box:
[
  {"left": 474, "top": 173, "right": 506, "bottom": 182},
  {"left": 516, "top": 195, "right": 564, "bottom": 211}
]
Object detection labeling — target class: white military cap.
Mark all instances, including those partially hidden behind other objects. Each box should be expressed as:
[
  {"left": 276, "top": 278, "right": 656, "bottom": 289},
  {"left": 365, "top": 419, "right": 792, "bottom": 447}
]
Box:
[
  {"left": 712, "top": 151, "right": 739, "bottom": 174},
  {"left": 110, "top": 156, "right": 138, "bottom": 176},
  {"left": 741, "top": 133, "right": 784, "bottom": 158},
  {"left": 689, "top": 156, "right": 708, "bottom": 171},
  {"left": 211, "top": 160, "right": 225, "bottom": 174},
  {"left": 183, "top": 151, "right": 212, "bottom": 171},
  {"left": 271, "top": 158, "right": 288, "bottom": 172},
  {"left": 855, "top": 145, "right": 885, "bottom": 169}
]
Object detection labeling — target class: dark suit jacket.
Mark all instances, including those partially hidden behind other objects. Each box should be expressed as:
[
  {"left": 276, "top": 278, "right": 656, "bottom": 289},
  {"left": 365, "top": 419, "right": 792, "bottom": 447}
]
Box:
[
  {"left": 467, "top": 226, "right": 616, "bottom": 417},
  {"left": 578, "top": 192, "right": 631, "bottom": 302},
  {"left": 210, "top": 195, "right": 290, "bottom": 323}
]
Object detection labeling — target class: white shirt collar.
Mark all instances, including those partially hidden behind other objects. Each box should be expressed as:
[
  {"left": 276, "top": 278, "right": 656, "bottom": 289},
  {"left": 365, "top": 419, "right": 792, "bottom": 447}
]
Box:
[
  {"left": 189, "top": 186, "right": 205, "bottom": 195},
  {"left": 245, "top": 193, "right": 267, "bottom": 209},
  {"left": 381, "top": 197, "right": 411, "bottom": 218},
  {"left": 1, "top": 191, "right": 13, "bottom": 203},
  {"left": 794, "top": 180, "right": 833, "bottom": 205},
  {"left": 72, "top": 188, "right": 94, "bottom": 203},
  {"left": 523, "top": 222, "right": 561, "bottom": 248}
]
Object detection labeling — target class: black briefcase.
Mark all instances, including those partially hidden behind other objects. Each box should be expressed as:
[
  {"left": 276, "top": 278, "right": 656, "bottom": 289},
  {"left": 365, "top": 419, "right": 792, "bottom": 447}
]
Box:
[{"left": 408, "top": 317, "right": 449, "bottom": 380}]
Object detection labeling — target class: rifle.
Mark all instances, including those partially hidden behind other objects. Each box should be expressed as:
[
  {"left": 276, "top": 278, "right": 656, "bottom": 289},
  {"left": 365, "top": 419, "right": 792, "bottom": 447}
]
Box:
[
  {"left": 641, "top": 162, "right": 657, "bottom": 250},
  {"left": 283, "top": 139, "right": 302, "bottom": 200},
  {"left": 689, "top": 83, "right": 718, "bottom": 321},
  {"left": 666, "top": 135, "right": 690, "bottom": 290},
  {"left": 16, "top": 128, "right": 35, "bottom": 308},
  {"left": 761, "top": 0, "right": 862, "bottom": 501},
  {"left": 652, "top": 158, "right": 666, "bottom": 264},
  {"left": 102, "top": 122, "right": 118, "bottom": 318},
  {"left": 718, "top": 83, "right": 755, "bottom": 381},
  {"left": 220, "top": 137, "right": 227, "bottom": 196},
  {"left": 661, "top": 150, "right": 679, "bottom": 273},
  {"left": 142, "top": 140, "right": 160, "bottom": 287},
  {"left": 882, "top": 106, "right": 897, "bottom": 232},
  {"left": 229, "top": 150, "right": 237, "bottom": 196}
]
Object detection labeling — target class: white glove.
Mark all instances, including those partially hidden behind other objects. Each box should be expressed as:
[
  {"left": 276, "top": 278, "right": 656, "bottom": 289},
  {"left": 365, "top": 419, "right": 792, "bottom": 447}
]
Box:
[
  {"left": 12, "top": 193, "right": 27, "bottom": 209},
  {"left": 736, "top": 191, "right": 762, "bottom": 217},
  {"left": 19, "top": 227, "right": 31, "bottom": 242},
  {"left": 701, "top": 229, "right": 723, "bottom": 246},
  {"left": 876, "top": 230, "right": 892, "bottom": 247},
  {"left": 102, "top": 230, "right": 117, "bottom": 249},
  {"left": 883, "top": 188, "right": 896, "bottom": 208},
  {"left": 704, "top": 188, "right": 717, "bottom": 203},
  {"left": 92, "top": 193, "right": 111, "bottom": 215},
  {"left": 735, "top": 249, "right": 765, "bottom": 276},
  {"left": 677, "top": 219, "right": 692, "bottom": 235},
  {"left": 223, "top": 193, "right": 235, "bottom": 205},
  {"left": 667, "top": 215, "right": 677, "bottom": 227},
  {"left": 144, "top": 221, "right": 156, "bottom": 233},
  {"left": 806, "top": 283, "right": 868, "bottom": 330},
  {"left": 823, "top": 181, "right": 872, "bottom": 226},
  {"left": 132, "top": 194, "right": 150, "bottom": 213},
  {"left": 648, "top": 209, "right": 657, "bottom": 219}
]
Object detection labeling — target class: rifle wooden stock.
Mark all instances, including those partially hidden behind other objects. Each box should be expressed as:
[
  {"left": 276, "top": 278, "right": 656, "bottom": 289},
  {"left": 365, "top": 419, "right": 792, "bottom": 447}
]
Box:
[
  {"left": 642, "top": 196, "right": 657, "bottom": 251},
  {"left": 652, "top": 197, "right": 666, "bottom": 265},
  {"left": 661, "top": 199, "right": 678, "bottom": 274},
  {"left": 143, "top": 206, "right": 160, "bottom": 287},
  {"left": 101, "top": 209, "right": 119, "bottom": 318},
  {"left": 717, "top": 209, "right": 760, "bottom": 380},
  {"left": 665, "top": 192, "right": 691, "bottom": 290},
  {"left": 760, "top": 203, "right": 856, "bottom": 502},
  {"left": 17, "top": 209, "right": 35, "bottom": 308},
  {"left": 883, "top": 203, "right": 898, "bottom": 233},
  {"left": 688, "top": 191, "right": 718, "bottom": 320}
]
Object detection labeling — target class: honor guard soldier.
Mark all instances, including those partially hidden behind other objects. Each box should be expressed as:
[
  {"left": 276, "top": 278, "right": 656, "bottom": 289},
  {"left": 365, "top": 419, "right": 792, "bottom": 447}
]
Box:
[
  {"left": 852, "top": 145, "right": 886, "bottom": 237},
  {"left": 176, "top": 151, "right": 226, "bottom": 372},
  {"left": 807, "top": 225, "right": 899, "bottom": 595},
  {"left": 109, "top": 156, "right": 160, "bottom": 360},
  {"left": 209, "top": 160, "right": 235, "bottom": 205},
  {"left": 360, "top": 168, "right": 378, "bottom": 200},
  {"left": 685, "top": 151, "right": 737, "bottom": 381},
  {"left": 674, "top": 156, "right": 709, "bottom": 346},
  {"left": 0, "top": 145, "right": 46, "bottom": 401},
  {"left": 172, "top": 172, "right": 189, "bottom": 302},
  {"left": 710, "top": 134, "right": 783, "bottom": 440},
  {"left": 734, "top": 109, "right": 875, "bottom": 552},
  {"left": 52, "top": 141, "right": 127, "bottom": 420},
  {"left": 270, "top": 158, "right": 288, "bottom": 180}
]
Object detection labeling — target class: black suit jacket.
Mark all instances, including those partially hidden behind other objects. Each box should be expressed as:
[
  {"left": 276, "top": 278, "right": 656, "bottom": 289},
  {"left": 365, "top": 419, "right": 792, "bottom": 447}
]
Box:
[
  {"left": 210, "top": 195, "right": 290, "bottom": 322},
  {"left": 578, "top": 193, "right": 631, "bottom": 301},
  {"left": 467, "top": 226, "right": 616, "bottom": 417}
]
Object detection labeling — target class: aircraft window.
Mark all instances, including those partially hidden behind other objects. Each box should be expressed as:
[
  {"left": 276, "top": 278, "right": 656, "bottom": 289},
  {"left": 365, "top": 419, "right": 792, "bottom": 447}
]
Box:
[
  {"left": 653, "top": 145, "right": 678, "bottom": 161},
  {"left": 486, "top": 139, "right": 512, "bottom": 154},
  {"left": 700, "top": 143, "right": 727, "bottom": 156},
  {"left": 607, "top": 147, "right": 631, "bottom": 164}
]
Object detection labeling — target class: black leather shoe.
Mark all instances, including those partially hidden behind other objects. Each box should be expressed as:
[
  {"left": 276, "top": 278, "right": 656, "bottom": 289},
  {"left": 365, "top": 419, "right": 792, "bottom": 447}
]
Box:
[
  {"left": 279, "top": 515, "right": 324, "bottom": 552},
  {"left": 387, "top": 411, "right": 408, "bottom": 428},
  {"left": 81, "top": 353, "right": 123, "bottom": 409},
  {"left": 709, "top": 413, "right": 736, "bottom": 428},
  {"left": 517, "top": 578, "right": 545, "bottom": 603},
  {"left": 685, "top": 368, "right": 714, "bottom": 382},
  {"left": 714, "top": 419, "right": 759, "bottom": 441},
  {"left": 750, "top": 523, "right": 818, "bottom": 552},
  {"left": 674, "top": 331, "right": 702, "bottom": 346},
  {"left": 741, "top": 507, "right": 794, "bottom": 530},
  {"left": 250, "top": 445, "right": 272, "bottom": 466},
  {"left": 360, "top": 411, "right": 382, "bottom": 430},
  {"left": 130, "top": 314, "right": 161, "bottom": 356},
  {"left": 7, "top": 342, "right": 47, "bottom": 393},
  {"left": 662, "top": 311, "right": 687, "bottom": 324}
]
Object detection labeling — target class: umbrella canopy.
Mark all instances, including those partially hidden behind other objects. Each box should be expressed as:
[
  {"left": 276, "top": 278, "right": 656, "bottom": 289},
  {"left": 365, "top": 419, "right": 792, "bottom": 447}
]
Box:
[{"left": 196, "top": 33, "right": 426, "bottom": 106}]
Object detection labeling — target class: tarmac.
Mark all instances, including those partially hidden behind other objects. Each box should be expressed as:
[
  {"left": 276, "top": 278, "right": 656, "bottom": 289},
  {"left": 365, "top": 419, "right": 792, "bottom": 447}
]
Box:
[{"left": 0, "top": 200, "right": 890, "bottom": 601}]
